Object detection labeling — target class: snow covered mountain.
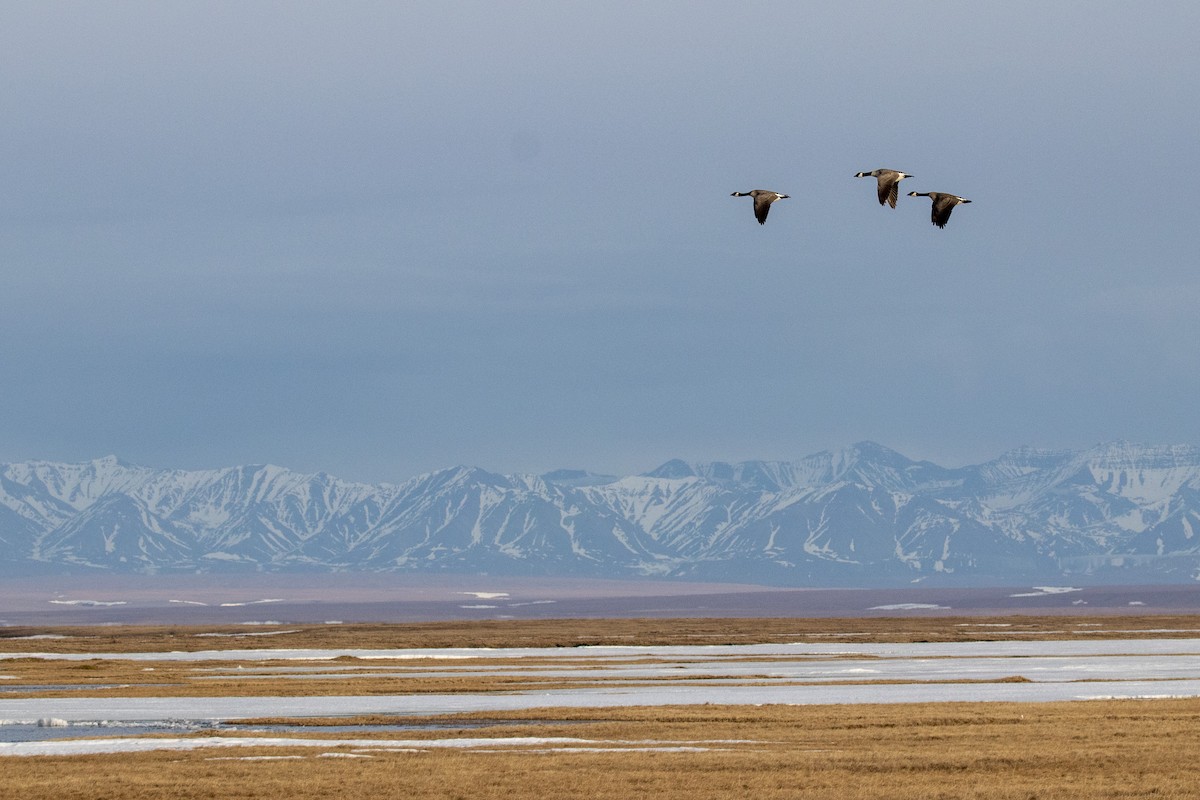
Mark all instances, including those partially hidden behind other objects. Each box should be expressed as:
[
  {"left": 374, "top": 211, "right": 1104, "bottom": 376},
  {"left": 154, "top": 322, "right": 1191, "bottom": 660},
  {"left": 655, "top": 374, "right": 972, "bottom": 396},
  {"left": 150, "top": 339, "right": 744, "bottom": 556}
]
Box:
[{"left": 3, "top": 442, "right": 1200, "bottom": 585}]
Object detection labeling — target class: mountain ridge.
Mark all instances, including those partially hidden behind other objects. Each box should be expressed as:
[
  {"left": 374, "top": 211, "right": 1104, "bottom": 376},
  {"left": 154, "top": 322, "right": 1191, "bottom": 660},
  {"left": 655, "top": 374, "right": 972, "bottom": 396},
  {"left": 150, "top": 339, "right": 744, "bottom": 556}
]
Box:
[{"left": 3, "top": 442, "right": 1200, "bottom": 585}]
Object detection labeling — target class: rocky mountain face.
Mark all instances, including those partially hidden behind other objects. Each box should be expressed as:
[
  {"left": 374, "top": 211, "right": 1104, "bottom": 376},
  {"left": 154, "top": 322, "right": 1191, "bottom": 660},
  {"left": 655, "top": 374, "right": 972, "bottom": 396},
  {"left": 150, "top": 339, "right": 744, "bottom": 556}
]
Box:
[{"left": 3, "top": 442, "right": 1200, "bottom": 585}]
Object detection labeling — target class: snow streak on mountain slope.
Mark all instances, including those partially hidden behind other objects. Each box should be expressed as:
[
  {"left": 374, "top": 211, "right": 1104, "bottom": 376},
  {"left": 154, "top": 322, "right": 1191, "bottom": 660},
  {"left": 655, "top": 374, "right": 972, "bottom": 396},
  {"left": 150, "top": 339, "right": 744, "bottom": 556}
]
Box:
[{"left": 3, "top": 443, "right": 1200, "bottom": 585}]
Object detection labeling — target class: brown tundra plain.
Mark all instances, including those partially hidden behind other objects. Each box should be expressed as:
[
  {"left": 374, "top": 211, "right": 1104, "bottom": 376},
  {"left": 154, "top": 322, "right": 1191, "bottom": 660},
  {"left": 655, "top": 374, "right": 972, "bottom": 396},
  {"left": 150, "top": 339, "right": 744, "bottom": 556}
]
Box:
[{"left": 2, "top": 615, "right": 1200, "bottom": 800}]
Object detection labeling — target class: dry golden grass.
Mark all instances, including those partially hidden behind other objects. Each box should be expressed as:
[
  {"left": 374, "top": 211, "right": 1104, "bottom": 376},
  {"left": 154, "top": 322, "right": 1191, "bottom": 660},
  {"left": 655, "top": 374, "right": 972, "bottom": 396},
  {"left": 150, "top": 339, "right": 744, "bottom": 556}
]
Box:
[
  {"left": 4, "top": 612, "right": 1200, "bottom": 654},
  {"left": 4, "top": 700, "right": 1200, "bottom": 799},
  {"left": 5, "top": 616, "right": 1200, "bottom": 798}
]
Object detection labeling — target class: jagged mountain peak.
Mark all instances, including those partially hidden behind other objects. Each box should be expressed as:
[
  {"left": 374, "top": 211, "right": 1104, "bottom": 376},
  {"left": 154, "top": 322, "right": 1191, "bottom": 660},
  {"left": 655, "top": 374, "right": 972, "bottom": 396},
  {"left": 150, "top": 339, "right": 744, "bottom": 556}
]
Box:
[
  {"left": 1082, "top": 441, "right": 1200, "bottom": 468},
  {"left": 643, "top": 459, "right": 696, "bottom": 480},
  {"left": 992, "top": 442, "right": 1200, "bottom": 471},
  {"left": 791, "top": 441, "right": 957, "bottom": 493},
  {"left": 0, "top": 455, "right": 154, "bottom": 510},
  {"left": 992, "top": 445, "right": 1075, "bottom": 466},
  {"left": 642, "top": 459, "right": 802, "bottom": 492},
  {"left": 92, "top": 454, "right": 131, "bottom": 469},
  {"left": 5, "top": 443, "right": 1200, "bottom": 585},
  {"left": 843, "top": 440, "right": 910, "bottom": 462},
  {"left": 540, "top": 469, "right": 618, "bottom": 487},
  {"left": 650, "top": 442, "right": 968, "bottom": 493},
  {"left": 405, "top": 464, "right": 511, "bottom": 492}
]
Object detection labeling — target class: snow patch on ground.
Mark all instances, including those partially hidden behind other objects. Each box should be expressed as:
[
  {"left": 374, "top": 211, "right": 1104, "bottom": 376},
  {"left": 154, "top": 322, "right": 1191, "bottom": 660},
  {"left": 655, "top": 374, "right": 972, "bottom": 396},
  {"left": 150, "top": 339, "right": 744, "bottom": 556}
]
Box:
[
  {"left": 194, "top": 630, "right": 301, "bottom": 638},
  {"left": 1010, "top": 587, "right": 1083, "bottom": 597},
  {"left": 48, "top": 600, "right": 126, "bottom": 607},
  {"left": 0, "top": 735, "right": 720, "bottom": 757},
  {"left": 219, "top": 599, "right": 285, "bottom": 607},
  {"left": 6, "top": 635, "right": 70, "bottom": 640}
]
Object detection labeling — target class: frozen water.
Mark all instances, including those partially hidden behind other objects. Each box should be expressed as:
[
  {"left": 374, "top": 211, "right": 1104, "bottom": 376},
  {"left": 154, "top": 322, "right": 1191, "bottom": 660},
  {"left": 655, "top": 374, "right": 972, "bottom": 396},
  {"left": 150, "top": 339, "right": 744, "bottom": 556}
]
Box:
[{"left": 1, "top": 639, "right": 1199, "bottom": 740}]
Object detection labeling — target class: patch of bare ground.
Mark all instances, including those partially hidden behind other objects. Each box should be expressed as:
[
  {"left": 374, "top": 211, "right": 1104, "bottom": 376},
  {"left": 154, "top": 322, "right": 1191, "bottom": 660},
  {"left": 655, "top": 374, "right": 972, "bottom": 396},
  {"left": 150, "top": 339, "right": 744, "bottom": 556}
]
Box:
[{"left": 4, "top": 700, "right": 1200, "bottom": 799}]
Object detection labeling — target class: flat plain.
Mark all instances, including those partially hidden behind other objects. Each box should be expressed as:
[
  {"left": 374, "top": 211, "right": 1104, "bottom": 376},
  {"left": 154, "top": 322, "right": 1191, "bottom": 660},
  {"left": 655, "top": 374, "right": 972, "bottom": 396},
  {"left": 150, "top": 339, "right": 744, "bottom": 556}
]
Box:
[{"left": 3, "top": 614, "right": 1200, "bottom": 798}]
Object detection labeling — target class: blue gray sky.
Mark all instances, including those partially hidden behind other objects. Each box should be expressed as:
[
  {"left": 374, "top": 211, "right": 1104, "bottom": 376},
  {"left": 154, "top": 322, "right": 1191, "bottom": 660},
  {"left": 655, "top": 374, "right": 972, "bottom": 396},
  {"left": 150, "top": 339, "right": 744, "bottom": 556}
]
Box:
[{"left": 2, "top": 2, "right": 1199, "bottom": 482}]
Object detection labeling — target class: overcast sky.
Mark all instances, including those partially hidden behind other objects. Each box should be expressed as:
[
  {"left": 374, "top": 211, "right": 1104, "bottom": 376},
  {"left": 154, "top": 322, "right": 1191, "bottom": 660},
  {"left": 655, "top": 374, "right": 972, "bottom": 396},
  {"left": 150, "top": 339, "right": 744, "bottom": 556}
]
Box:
[{"left": 2, "top": 2, "right": 1198, "bottom": 482}]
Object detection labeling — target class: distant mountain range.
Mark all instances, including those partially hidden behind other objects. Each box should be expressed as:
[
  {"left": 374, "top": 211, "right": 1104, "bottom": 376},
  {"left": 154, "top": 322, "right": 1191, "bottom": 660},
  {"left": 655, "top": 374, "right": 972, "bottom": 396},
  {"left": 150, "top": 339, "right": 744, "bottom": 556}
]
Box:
[{"left": 3, "top": 442, "right": 1200, "bottom": 586}]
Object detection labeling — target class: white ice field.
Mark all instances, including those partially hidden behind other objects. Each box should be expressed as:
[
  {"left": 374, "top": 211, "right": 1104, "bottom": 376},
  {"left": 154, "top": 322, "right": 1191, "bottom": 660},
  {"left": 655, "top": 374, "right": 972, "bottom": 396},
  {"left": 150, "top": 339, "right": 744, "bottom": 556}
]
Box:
[{"left": 4, "top": 637, "right": 1200, "bottom": 756}]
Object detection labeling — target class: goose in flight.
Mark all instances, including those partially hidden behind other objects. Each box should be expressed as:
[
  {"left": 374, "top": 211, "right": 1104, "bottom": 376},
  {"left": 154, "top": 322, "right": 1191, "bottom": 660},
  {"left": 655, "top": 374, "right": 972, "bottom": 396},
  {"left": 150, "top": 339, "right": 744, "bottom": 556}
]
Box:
[
  {"left": 730, "top": 190, "right": 789, "bottom": 225},
  {"left": 854, "top": 169, "right": 913, "bottom": 209},
  {"left": 907, "top": 191, "right": 972, "bottom": 228}
]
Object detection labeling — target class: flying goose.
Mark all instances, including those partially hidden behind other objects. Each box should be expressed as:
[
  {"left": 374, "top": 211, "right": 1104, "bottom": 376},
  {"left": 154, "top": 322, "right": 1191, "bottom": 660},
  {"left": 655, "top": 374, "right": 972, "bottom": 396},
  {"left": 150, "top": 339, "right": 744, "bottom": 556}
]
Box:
[
  {"left": 854, "top": 169, "right": 913, "bottom": 209},
  {"left": 907, "top": 191, "right": 972, "bottom": 228},
  {"left": 730, "top": 190, "right": 789, "bottom": 225}
]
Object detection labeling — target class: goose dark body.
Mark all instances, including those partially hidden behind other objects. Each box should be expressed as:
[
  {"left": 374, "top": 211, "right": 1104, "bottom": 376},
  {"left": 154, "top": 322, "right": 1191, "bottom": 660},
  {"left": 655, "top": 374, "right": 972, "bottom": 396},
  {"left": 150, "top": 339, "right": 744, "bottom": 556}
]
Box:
[
  {"left": 907, "top": 191, "right": 972, "bottom": 228},
  {"left": 730, "top": 189, "right": 789, "bottom": 225},
  {"left": 854, "top": 169, "right": 913, "bottom": 209}
]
